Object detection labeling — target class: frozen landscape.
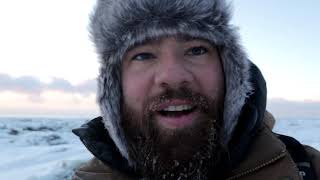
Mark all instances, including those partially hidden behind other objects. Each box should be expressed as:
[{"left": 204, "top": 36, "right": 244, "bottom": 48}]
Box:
[
  {"left": 0, "top": 117, "right": 92, "bottom": 180},
  {"left": 0, "top": 117, "right": 319, "bottom": 180}
]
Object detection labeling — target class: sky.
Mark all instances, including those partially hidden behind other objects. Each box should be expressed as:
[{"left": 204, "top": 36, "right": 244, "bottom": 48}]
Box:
[{"left": 0, "top": 0, "right": 319, "bottom": 118}]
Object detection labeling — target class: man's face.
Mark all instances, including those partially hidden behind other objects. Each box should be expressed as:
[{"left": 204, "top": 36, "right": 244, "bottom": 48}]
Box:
[{"left": 121, "top": 36, "right": 225, "bottom": 178}]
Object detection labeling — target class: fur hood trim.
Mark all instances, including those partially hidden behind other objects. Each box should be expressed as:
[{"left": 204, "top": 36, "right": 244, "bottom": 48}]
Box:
[{"left": 90, "top": 0, "right": 253, "bottom": 163}]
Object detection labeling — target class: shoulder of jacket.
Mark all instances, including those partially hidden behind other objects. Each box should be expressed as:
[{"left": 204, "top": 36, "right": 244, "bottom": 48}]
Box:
[
  {"left": 227, "top": 126, "right": 301, "bottom": 180},
  {"left": 263, "top": 110, "right": 275, "bottom": 130}
]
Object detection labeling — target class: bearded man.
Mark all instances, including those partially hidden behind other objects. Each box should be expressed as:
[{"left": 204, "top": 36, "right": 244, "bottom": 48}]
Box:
[{"left": 72, "top": 0, "right": 320, "bottom": 179}]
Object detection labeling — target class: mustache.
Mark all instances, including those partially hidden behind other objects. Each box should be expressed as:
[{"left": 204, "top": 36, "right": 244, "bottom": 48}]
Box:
[{"left": 145, "top": 87, "right": 212, "bottom": 114}]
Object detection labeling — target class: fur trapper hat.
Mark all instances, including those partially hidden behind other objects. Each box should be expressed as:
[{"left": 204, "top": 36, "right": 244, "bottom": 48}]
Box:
[{"left": 90, "top": 0, "right": 253, "bottom": 162}]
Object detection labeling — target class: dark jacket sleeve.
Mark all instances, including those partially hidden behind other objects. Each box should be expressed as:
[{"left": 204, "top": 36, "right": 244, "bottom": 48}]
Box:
[{"left": 304, "top": 145, "right": 320, "bottom": 179}]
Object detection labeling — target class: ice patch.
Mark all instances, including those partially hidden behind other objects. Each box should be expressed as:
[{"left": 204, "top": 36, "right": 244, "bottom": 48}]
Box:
[
  {"left": 26, "top": 159, "right": 88, "bottom": 180},
  {"left": 274, "top": 118, "right": 320, "bottom": 150},
  {"left": 0, "top": 117, "right": 92, "bottom": 180}
]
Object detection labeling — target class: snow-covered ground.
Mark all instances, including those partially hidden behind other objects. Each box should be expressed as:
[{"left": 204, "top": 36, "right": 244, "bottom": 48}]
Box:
[
  {"left": 0, "top": 117, "right": 92, "bottom": 180},
  {"left": 0, "top": 117, "right": 319, "bottom": 180},
  {"left": 273, "top": 118, "right": 320, "bottom": 150}
]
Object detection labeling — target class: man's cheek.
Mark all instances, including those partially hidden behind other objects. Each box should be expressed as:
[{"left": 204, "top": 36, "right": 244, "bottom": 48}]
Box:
[
  {"left": 123, "top": 92, "right": 143, "bottom": 115},
  {"left": 125, "top": 85, "right": 153, "bottom": 115}
]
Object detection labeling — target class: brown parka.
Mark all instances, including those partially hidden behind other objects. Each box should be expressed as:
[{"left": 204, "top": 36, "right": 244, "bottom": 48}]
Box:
[{"left": 72, "top": 112, "right": 320, "bottom": 180}]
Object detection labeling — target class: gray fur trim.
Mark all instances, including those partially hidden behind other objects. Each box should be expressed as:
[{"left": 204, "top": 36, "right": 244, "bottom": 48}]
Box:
[{"left": 91, "top": 0, "right": 252, "bottom": 162}]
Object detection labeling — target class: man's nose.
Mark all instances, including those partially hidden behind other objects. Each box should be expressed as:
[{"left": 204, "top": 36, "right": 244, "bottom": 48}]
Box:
[{"left": 154, "top": 55, "right": 194, "bottom": 89}]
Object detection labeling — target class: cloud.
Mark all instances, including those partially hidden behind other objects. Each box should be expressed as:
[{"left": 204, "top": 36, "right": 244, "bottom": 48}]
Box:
[
  {"left": 0, "top": 74, "right": 44, "bottom": 94},
  {"left": 267, "top": 98, "right": 320, "bottom": 119},
  {"left": 0, "top": 73, "right": 97, "bottom": 96},
  {"left": 76, "top": 79, "right": 97, "bottom": 96},
  {"left": 48, "top": 78, "right": 75, "bottom": 93}
]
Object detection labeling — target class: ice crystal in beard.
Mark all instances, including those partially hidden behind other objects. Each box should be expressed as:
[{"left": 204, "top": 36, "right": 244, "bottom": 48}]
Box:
[
  {"left": 133, "top": 118, "right": 221, "bottom": 180},
  {"left": 124, "top": 115, "right": 222, "bottom": 180},
  {"left": 122, "top": 87, "right": 224, "bottom": 179}
]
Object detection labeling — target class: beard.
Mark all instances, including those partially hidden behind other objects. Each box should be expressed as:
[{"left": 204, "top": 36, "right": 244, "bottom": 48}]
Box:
[{"left": 122, "top": 87, "right": 224, "bottom": 180}]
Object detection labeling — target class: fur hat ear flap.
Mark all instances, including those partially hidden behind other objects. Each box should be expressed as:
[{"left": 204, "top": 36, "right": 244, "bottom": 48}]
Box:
[
  {"left": 91, "top": 0, "right": 253, "bottom": 162},
  {"left": 97, "top": 59, "right": 130, "bottom": 160},
  {"left": 219, "top": 35, "right": 253, "bottom": 145}
]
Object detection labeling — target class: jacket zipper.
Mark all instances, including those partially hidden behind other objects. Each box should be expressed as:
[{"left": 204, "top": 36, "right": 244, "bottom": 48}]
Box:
[{"left": 226, "top": 150, "right": 287, "bottom": 180}]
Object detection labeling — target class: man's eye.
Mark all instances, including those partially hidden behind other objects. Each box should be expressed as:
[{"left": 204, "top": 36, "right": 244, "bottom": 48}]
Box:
[
  {"left": 131, "top": 53, "right": 155, "bottom": 61},
  {"left": 186, "top": 46, "right": 208, "bottom": 56}
]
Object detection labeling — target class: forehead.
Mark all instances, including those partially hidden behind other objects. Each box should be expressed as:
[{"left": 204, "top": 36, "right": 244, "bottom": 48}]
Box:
[{"left": 127, "top": 35, "right": 212, "bottom": 50}]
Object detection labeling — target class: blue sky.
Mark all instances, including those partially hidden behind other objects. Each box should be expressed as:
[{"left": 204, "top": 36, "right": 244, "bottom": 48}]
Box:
[
  {"left": 0, "top": 0, "right": 319, "bottom": 118},
  {"left": 232, "top": 0, "right": 320, "bottom": 101}
]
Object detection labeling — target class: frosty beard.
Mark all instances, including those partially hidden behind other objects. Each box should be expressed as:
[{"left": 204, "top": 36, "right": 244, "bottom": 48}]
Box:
[{"left": 122, "top": 87, "right": 224, "bottom": 180}]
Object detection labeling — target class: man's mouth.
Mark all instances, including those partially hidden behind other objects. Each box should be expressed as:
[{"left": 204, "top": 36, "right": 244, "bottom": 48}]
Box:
[
  {"left": 158, "top": 104, "right": 197, "bottom": 117},
  {"left": 153, "top": 100, "right": 199, "bottom": 129}
]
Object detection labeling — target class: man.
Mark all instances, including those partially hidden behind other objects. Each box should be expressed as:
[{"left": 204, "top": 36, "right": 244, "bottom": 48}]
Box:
[{"left": 72, "top": 0, "right": 320, "bottom": 179}]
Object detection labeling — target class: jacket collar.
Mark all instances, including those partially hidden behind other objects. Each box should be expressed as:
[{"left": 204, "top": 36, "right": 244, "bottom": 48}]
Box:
[
  {"left": 73, "top": 117, "right": 288, "bottom": 180},
  {"left": 72, "top": 117, "right": 139, "bottom": 178}
]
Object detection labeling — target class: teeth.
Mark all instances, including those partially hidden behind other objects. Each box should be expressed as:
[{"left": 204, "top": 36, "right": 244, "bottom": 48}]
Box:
[{"left": 163, "top": 105, "right": 193, "bottom": 112}]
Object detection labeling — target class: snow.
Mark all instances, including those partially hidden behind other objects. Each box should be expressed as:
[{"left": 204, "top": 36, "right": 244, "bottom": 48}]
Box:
[
  {"left": 273, "top": 118, "right": 320, "bottom": 150},
  {"left": 0, "top": 117, "right": 92, "bottom": 180},
  {"left": 0, "top": 117, "right": 319, "bottom": 180}
]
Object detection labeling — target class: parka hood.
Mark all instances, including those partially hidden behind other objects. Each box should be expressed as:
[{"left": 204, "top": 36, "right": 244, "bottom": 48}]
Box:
[{"left": 90, "top": 0, "right": 254, "bottom": 163}]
